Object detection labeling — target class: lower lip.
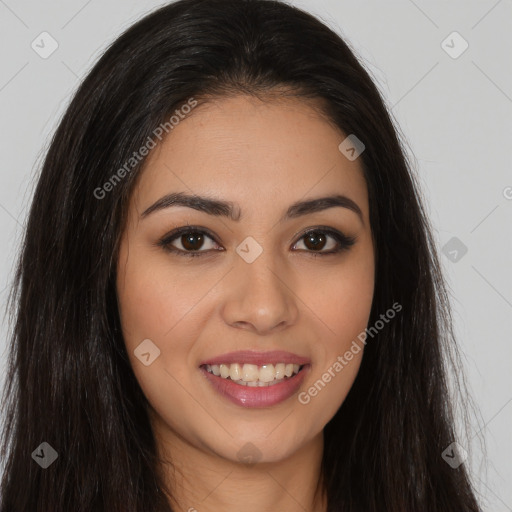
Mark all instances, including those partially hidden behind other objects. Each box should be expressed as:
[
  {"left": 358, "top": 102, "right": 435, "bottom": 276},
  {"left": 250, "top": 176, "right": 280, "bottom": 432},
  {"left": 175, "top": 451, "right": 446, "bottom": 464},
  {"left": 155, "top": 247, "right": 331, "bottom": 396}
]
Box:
[{"left": 200, "top": 365, "right": 310, "bottom": 408}]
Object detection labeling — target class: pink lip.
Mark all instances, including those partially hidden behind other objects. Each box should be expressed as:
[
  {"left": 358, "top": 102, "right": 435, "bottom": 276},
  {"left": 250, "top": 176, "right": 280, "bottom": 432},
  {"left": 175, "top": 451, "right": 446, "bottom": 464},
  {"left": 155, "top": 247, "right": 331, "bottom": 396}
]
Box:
[
  {"left": 199, "top": 350, "right": 311, "bottom": 367},
  {"left": 200, "top": 364, "right": 310, "bottom": 408}
]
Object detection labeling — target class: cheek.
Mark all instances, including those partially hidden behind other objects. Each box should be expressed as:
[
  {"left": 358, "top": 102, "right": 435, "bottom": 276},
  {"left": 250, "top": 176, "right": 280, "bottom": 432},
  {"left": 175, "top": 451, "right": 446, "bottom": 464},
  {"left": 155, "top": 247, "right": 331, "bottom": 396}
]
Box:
[
  {"left": 296, "top": 265, "right": 370, "bottom": 425},
  {"left": 116, "top": 250, "right": 204, "bottom": 398},
  {"left": 299, "top": 353, "right": 363, "bottom": 426},
  {"left": 295, "top": 251, "right": 373, "bottom": 419},
  {"left": 301, "top": 247, "right": 375, "bottom": 346},
  {"left": 117, "top": 250, "right": 209, "bottom": 349},
  {"left": 316, "top": 272, "right": 374, "bottom": 334},
  {"left": 116, "top": 254, "right": 210, "bottom": 433}
]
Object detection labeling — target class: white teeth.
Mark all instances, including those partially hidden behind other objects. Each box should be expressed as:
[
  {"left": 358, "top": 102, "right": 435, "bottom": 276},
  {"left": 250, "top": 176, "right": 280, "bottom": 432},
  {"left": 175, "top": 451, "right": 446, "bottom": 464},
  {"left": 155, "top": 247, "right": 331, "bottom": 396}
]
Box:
[
  {"left": 241, "top": 363, "right": 259, "bottom": 382},
  {"left": 275, "top": 363, "right": 286, "bottom": 379},
  {"left": 220, "top": 364, "right": 230, "bottom": 378},
  {"left": 259, "top": 364, "right": 276, "bottom": 383},
  {"left": 203, "top": 362, "right": 304, "bottom": 386},
  {"left": 229, "top": 363, "right": 242, "bottom": 381}
]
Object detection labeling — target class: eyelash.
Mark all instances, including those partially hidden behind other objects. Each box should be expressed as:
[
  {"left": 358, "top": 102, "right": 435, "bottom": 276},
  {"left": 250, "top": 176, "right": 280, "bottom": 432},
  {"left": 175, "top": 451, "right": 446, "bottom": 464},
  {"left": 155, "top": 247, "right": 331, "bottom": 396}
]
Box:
[{"left": 157, "top": 225, "right": 356, "bottom": 258}]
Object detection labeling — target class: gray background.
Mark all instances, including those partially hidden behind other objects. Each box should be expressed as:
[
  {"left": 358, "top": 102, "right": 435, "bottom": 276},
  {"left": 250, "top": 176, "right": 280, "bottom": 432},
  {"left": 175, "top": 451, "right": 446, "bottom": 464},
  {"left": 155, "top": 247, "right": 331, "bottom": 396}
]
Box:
[{"left": 0, "top": 0, "right": 510, "bottom": 509}]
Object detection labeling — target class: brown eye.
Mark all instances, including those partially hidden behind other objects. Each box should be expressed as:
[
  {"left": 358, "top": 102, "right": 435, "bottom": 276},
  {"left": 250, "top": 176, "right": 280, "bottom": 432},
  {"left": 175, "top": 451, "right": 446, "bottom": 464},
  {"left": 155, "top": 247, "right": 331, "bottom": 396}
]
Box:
[
  {"left": 158, "top": 227, "right": 220, "bottom": 257},
  {"left": 180, "top": 232, "right": 206, "bottom": 251},
  {"left": 303, "top": 231, "right": 328, "bottom": 251},
  {"left": 293, "top": 228, "right": 356, "bottom": 255},
  {"left": 158, "top": 226, "right": 355, "bottom": 258}
]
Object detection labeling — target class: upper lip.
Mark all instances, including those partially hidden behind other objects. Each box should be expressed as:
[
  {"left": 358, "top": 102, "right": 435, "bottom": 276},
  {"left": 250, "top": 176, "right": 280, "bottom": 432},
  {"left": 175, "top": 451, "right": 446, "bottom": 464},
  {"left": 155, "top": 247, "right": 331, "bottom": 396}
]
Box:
[{"left": 200, "top": 350, "right": 311, "bottom": 367}]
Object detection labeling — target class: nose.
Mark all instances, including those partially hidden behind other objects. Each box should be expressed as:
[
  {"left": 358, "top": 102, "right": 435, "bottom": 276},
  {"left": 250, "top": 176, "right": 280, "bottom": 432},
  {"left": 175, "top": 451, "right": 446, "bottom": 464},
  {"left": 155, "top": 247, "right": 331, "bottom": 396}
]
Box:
[{"left": 220, "top": 248, "right": 299, "bottom": 336}]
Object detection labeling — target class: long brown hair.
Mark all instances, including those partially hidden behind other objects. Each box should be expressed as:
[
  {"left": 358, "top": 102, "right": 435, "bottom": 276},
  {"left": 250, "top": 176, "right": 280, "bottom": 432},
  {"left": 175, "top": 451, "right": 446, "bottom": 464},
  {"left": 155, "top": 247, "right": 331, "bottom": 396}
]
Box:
[{"left": 0, "top": 0, "right": 481, "bottom": 509}]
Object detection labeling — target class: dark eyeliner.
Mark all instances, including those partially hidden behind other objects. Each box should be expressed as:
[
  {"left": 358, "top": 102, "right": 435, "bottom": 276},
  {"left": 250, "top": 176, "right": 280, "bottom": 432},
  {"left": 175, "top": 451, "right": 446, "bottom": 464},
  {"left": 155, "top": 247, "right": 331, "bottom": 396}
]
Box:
[
  {"left": 156, "top": 226, "right": 221, "bottom": 258},
  {"left": 295, "top": 226, "right": 356, "bottom": 257},
  {"left": 157, "top": 225, "right": 356, "bottom": 258}
]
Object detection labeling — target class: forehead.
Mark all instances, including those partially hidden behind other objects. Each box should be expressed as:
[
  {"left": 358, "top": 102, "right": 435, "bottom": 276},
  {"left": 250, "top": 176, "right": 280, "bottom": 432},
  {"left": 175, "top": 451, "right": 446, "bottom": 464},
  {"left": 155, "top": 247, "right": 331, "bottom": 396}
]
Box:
[{"left": 131, "top": 94, "right": 369, "bottom": 222}]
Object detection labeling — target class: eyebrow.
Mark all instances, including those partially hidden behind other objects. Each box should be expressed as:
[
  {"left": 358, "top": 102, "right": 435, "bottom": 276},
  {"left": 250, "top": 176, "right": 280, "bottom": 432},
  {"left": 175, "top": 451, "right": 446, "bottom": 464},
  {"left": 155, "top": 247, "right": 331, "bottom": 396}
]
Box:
[{"left": 140, "top": 191, "right": 364, "bottom": 224}]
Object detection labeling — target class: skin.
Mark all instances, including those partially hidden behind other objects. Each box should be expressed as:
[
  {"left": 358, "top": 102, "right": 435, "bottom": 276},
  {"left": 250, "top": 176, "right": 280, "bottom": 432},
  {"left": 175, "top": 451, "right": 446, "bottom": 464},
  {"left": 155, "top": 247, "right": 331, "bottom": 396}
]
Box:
[{"left": 116, "top": 94, "right": 375, "bottom": 512}]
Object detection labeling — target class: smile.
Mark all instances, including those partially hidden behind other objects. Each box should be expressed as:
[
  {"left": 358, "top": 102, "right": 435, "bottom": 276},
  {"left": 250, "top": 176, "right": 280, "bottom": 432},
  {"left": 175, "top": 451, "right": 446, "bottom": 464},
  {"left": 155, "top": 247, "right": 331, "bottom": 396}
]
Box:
[
  {"left": 199, "top": 350, "right": 311, "bottom": 407},
  {"left": 202, "top": 362, "right": 304, "bottom": 387}
]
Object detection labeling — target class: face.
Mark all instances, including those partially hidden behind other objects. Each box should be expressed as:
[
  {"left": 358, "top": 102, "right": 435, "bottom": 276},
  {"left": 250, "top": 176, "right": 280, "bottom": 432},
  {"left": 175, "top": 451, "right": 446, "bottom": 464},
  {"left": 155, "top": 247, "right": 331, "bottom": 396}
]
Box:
[{"left": 116, "top": 94, "right": 375, "bottom": 464}]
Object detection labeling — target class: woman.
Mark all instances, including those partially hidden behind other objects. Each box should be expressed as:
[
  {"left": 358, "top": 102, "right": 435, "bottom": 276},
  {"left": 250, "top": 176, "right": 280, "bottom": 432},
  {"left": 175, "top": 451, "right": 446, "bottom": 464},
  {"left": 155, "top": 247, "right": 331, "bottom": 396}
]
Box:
[{"left": 0, "top": 0, "right": 482, "bottom": 510}]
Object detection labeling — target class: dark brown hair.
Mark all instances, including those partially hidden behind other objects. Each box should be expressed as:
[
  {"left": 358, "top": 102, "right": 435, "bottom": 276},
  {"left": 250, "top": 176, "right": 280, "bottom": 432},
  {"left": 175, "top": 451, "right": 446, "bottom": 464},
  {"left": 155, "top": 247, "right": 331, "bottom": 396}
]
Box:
[{"left": 0, "top": 0, "right": 481, "bottom": 510}]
